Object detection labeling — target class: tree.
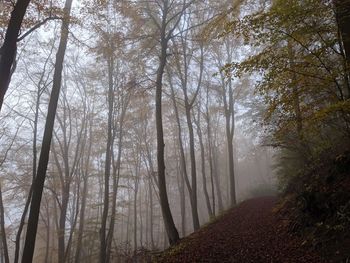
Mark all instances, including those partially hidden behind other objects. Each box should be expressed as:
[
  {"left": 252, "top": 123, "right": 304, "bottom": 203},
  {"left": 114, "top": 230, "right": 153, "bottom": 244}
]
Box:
[
  {"left": 226, "top": 0, "right": 350, "bottom": 187},
  {"left": 0, "top": 183, "right": 9, "bottom": 263},
  {"left": 51, "top": 73, "right": 88, "bottom": 263},
  {"left": 212, "top": 36, "right": 238, "bottom": 206},
  {"left": 99, "top": 32, "right": 115, "bottom": 263},
  {"left": 194, "top": 100, "right": 214, "bottom": 217},
  {"left": 74, "top": 88, "right": 96, "bottom": 263},
  {"left": 169, "top": 27, "right": 203, "bottom": 230},
  {"left": 0, "top": 0, "right": 31, "bottom": 111},
  {"left": 143, "top": 0, "right": 194, "bottom": 245},
  {"left": 21, "top": 0, "right": 73, "bottom": 261},
  {"left": 0, "top": 0, "right": 59, "bottom": 111},
  {"left": 14, "top": 42, "right": 55, "bottom": 263},
  {"left": 334, "top": 0, "right": 350, "bottom": 65}
]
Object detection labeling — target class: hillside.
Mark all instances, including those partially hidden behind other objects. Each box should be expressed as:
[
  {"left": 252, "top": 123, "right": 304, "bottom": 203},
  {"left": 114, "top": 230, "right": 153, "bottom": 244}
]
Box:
[{"left": 155, "top": 196, "right": 324, "bottom": 263}]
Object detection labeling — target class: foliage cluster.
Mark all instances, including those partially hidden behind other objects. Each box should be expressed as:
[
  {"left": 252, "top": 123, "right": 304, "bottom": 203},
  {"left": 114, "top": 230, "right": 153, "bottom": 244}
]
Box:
[
  {"left": 228, "top": 0, "right": 350, "bottom": 154},
  {"left": 279, "top": 151, "right": 350, "bottom": 261},
  {"left": 224, "top": 0, "right": 350, "bottom": 260}
]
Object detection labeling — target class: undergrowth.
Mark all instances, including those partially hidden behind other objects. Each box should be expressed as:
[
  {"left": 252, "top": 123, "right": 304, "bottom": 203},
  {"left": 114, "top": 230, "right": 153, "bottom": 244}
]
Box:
[{"left": 277, "top": 150, "right": 350, "bottom": 262}]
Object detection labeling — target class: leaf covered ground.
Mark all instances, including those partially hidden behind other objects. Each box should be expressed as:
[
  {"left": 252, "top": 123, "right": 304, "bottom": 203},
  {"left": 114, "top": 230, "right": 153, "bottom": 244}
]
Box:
[{"left": 155, "top": 196, "right": 325, "bottom": 263}]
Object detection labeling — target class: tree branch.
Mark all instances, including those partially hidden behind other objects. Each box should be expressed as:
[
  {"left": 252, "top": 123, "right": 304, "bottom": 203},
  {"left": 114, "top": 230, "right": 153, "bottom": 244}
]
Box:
[{"left": 17, "top": 16, "right": 61, "bottom": 42}]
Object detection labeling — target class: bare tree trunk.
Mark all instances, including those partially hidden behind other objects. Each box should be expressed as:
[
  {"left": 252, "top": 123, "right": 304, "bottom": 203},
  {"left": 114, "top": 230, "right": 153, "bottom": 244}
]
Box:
[
  {"left": 174, "top": 135, "right": 186, "bottom": 237},
  {"left": 106, "top": 92, "right": 128, "bottom": 263},
  {"left": 14, "top": 64, "right": 45, "bottom": 263},
  {"left": 148, "top": 177, "right": 155, "bottom": 248},
  {"left": 0, "top": 184, "right": 9, "bottom": 263},
  {"left": 14, "top": 186, "right": 32, "bottom": 263},
  {"left": 155, "top": 17, "right": 179, "bottom": 244},
  {"left": 43, "top": 199, "right": 51, "bottom": 263},
  {"left": 205, "top": 88, "right": 216, "bottom": 216},
  {"left": 223, "top": 71, "right": 236, "bottom": 206},
  {"left": 58, "top": 178, "right": 70, "bottom": 263},
  {"left": 139, "top": 186, "right": 143, "bottom": 248},
  {"left": 0, "top": 0, "right": 31, "bottom": 111},
  {"left": 74, "top": 172, "right": 88, "bottom": 263},
  {"left": 74, "top": 110, "right": 93, "bottom": 263},
  {"left": 53, "top": 81, "right": 86, "bottom": 263},
  {"left": 194, "top": 108, "right": 213, "bottom": 218},
  {"left": 133, "top": 178, "right": 138, "bottom": 259},
  {"left": 171, "top": 36, "right": 204, "bottom": 230},
  {"left": 184, "top": 104, "right": 200, "bottom": 230},
  {"left": 126, "top": 188, "right": 131, "bottom": 243},
  {"left": 179, "top": 167, "right": 186, "bottom": 236},
  {"left": 0, "top": 232, "right": 4, "bottom": 263},
  {"left": 21, "top": 0, "right": 73, "bottom": 261},
  {"left": 100, "top": 55, "right": 114, "bottom": 263},
  {"left": 65, "top": 175, "right": 81, "bottom": 262},
  {"left": 167, "top": 70, "right": 197, "bottom": 232},
  {"left": 212, "top": 133, "right": 224, "bottom": 212}
]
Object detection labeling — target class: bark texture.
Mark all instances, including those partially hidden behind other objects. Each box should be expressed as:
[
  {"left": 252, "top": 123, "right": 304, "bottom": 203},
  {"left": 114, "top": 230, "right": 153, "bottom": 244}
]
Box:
[{"left": 0, "top": 0, "right": 31, "bottom": 111}]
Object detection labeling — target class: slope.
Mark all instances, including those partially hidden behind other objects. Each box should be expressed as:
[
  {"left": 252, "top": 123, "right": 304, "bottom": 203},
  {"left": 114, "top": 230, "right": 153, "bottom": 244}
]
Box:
[{"left": 155, "top": 196, "right": 325, "bottom": 263}]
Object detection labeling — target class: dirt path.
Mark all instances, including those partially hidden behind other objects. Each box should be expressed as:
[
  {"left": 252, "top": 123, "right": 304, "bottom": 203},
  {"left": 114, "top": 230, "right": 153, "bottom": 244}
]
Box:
[{"left": 156, "top": 196, "right": 325, "bottom": 263}]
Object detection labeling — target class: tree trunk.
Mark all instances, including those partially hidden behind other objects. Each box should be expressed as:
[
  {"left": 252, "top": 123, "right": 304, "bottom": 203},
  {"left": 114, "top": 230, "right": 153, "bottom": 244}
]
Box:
[
  {"left": 74, "top": 174, "right": 88, "bottom": 263},
  {"left": 155, "top": 34, "right": 179, "bottom": 245},
  {"left": 334, "top": 0, "right": 350, "bottom": 65},
  {"left": 194, "top": 109, "right": 213, "bottom": 218},
  {"left": 179, "top": 166, "right": 186, "bottom": 236},
  {"left": 43, "top": 200, "right": 50, "bottom": 263},
  {"left": 0, "top": 184, "right": 9, "bottom": 263},
  {"left": 0, "top": 0, "right": 31, "bottom": 111},
  {"left": 106, "top": 94, "right": 127, "bottom": 263},
  {"left": 224, "top": 76, "right": 236, "bottom": 207},
  {"left": 133, "top": 177, "right": 138, "bottom": 260},
  {"left": 184, "top": 104, "right": 200, "bottom": 230},
  {"left": 212, "top": 133, "right": 224, "bottom": 211},
  {"left": 21, "top": 0, "right": 73, "bottom": 261},
  {"left": 14, "top": 79, "right": 41, "bottom": 263},
  {"left": 148, "top": 176, "right": 155, "bottom": 248},
  {"left": 100, "top": 55, "right": 114, "bottom": 263},
  {"left": 58, "top": 183, "right": 69, "bottom": 263},
  {"left": 205, "top": 90, "right": 216, "bottom": 216},
  {"left": 175, "top": 141, "right": 186, "bottom": 237},
  {"left": 168, "top": 74, "right": 196, "bottom": 231}
]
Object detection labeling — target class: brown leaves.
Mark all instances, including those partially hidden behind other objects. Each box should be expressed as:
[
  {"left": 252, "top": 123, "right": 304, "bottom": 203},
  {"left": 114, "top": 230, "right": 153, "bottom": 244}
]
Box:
[
  {"left": 156, "top": 196, "right": 325, "bottom": 263},
  {"left": 0, "top": 0, "right": 64, "bottom": 44}
]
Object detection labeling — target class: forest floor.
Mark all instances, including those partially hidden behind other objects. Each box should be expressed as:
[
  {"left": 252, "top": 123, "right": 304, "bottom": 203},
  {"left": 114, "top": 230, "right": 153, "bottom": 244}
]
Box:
[{"left": 154, "top": 196, "right": 326, "bottom": 263}]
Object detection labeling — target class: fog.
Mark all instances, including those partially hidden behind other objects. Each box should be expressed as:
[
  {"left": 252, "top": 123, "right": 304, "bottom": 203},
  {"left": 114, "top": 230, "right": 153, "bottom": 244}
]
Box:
[{"left": 0, "top": 0, "right": 278, "bottom": 262}]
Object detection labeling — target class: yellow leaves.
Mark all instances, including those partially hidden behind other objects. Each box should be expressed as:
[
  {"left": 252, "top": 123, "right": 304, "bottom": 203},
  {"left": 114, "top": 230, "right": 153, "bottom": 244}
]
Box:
[{"left": 310, "top": 100, "right": 350, "bottom": 123}]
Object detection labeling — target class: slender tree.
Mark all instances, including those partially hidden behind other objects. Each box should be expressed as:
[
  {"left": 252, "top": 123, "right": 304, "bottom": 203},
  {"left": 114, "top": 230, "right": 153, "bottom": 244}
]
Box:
[
  {"left": 21, "top": 0, "right": 73, "bottom": 261},
  {"left": 149, "top": 0, "right": 193, "bottom": 245},
  {"left": 0, "top": 184, "right": 9, "bottom": 263}
]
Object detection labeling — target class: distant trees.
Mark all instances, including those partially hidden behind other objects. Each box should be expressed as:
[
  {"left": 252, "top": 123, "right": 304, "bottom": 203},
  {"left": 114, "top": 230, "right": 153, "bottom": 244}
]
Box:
[
  {"left": 225, "top": 0, "right": 350, "bottom": 185},
  {"left": 0, "top": 0, "right": 280, "bottom": 261},
  {"left": 212, "top": 37, "right": 238, "bottom": 206}
]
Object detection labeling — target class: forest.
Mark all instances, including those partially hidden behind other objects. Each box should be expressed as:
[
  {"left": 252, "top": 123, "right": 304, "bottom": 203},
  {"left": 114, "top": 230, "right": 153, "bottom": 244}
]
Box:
[{"left": 0, "top": 0, "right": 349, "bottom": 262}]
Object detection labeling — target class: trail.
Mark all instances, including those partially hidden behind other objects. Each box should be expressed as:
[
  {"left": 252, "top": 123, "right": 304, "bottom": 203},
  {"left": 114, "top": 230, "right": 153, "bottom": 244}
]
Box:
[{"left": 157, "top": 196, "right": 325, "bottom": 263}]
